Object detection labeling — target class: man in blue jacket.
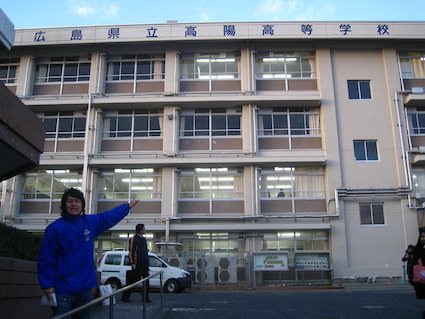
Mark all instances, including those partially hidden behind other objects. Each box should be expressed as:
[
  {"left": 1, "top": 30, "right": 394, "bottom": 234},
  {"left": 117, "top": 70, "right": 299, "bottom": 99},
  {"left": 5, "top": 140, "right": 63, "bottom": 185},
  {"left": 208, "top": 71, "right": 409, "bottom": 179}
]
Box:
[{"left": 38, "top": 188, "right": 139, "bottom": 318}]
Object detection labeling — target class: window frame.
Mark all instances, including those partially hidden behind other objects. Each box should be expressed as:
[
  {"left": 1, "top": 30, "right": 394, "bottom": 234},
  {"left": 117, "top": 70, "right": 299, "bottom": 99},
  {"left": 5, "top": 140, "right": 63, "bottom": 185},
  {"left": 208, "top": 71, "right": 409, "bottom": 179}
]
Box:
[
  {"left": 98, "top": 168, "right": 162, "bottom": 200},
  {"left": 347, "top": 80, "right": 372, "bottom": 100},
  {"left": 359, "top": 203, "right": 385, "bottom": 225},
  {"left": 259, "top": 167, "right": 325, "bottom": 199},
  {"left": 0, "top": 58, "right": 19, "bottom": 84},
  {"left": 353, "top": 140, "right": 379, "bottom": 161},
  {"left": 255, "top": 51, "right": 316, "bottom": 80},
  {"left": 105, "top": 54, "right": 165, "bottom": 82},
  {"left": 34, "top": 56, "right": 91, "bottom": 84},
  {"left": 180, "top": 52, "right": 241, "bottom": 80},
  {"left": 40, "top": 112, "right": 86, "bottom": 140},
  {"left": 179, "top": 108, "right": 241, "bottom": 137},
  {"left": 102, "top": 110, "right": 163, "bottom": 139},
  {"left": 257, "top": 107, "right": 320, "bottom": 137},
  {"left": 178, "top": 167, "right": 243, "bottom": 200}
]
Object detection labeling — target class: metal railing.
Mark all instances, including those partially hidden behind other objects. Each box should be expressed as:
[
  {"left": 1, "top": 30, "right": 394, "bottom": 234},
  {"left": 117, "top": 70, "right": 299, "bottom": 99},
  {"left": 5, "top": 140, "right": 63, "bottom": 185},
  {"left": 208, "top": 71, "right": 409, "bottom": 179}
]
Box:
[{"left": 52, "top": 270, "right": 164, "bottom": 319}]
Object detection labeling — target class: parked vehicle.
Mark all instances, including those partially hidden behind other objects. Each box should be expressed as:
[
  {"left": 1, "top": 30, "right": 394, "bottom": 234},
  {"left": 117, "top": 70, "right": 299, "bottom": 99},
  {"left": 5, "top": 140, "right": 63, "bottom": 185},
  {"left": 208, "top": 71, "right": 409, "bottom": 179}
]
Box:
[{"left": 98, "top": 251, "right": 192, "bottom": 293}]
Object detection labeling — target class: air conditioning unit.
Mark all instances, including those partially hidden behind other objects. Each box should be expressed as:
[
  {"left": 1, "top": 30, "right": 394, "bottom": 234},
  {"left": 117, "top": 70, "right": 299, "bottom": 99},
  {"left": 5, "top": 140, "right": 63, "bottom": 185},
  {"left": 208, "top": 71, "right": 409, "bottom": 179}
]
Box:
[
  {"left": 218, "top": 256, "right": 237, "bottom": 283},
  {"left": 411, "top": 87, "right": 424, "bottom": 94},
  {"left": 195, "top": 257, "right": 214, "bottom": 284},
  {"left": 168, "top": 257, "right": 181, "bottom": 267}
]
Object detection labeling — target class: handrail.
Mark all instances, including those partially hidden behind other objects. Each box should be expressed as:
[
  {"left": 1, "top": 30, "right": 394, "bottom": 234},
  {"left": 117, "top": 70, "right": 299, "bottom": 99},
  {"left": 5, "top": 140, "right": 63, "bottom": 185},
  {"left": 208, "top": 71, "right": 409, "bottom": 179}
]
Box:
[{"left": 51, "top": 270, "right": 164, "bottom": 319}]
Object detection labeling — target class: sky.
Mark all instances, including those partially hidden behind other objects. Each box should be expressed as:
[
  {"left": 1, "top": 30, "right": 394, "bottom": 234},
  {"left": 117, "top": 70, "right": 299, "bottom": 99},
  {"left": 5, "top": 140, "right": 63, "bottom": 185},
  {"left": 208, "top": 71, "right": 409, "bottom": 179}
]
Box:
[{"left": 1, "top": 0, "right": 425, "bottom": 29}]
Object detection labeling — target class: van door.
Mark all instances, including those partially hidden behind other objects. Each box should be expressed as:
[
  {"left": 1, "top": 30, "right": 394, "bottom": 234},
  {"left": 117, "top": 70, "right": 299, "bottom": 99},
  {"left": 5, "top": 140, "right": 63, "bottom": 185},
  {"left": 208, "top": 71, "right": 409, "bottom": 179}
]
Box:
[
  {"left": 123, "top": 255, "right": 132, "bottom": 285},
  {"left": 148, "top": 255, "right": 167, "bottom": 288}
]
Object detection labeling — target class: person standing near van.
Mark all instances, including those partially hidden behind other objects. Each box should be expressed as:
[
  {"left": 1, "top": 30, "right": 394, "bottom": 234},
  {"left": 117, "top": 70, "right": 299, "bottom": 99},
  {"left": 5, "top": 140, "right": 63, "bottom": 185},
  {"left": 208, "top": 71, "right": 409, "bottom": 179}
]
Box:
[
  {"left": 121, "top": 223, "right": 151, "bottom": 302},
  {"left": 38, "top": 187, "right": 139, "bottom": 318}
]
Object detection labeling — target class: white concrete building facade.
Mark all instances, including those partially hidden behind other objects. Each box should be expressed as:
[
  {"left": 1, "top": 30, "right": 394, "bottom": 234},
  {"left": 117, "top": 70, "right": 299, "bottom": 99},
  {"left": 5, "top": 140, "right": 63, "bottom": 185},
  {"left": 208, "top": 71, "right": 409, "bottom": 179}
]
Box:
[{"left": 1, "top": 21, "right": 425, "bottom": 286}]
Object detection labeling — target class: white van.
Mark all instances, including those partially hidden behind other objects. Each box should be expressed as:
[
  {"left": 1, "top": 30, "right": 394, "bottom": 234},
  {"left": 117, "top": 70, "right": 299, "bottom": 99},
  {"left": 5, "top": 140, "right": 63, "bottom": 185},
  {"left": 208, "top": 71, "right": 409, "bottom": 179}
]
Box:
[{"left": 98, "top": 251, "right": 191, "bottom": 293}]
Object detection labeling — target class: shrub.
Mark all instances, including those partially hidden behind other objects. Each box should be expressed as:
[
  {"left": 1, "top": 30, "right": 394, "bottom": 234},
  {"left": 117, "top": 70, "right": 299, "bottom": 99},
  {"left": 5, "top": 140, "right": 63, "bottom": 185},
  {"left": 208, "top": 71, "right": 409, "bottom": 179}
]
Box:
[{"left": 0, "top": 223, "right": 41, "bottom": 261}]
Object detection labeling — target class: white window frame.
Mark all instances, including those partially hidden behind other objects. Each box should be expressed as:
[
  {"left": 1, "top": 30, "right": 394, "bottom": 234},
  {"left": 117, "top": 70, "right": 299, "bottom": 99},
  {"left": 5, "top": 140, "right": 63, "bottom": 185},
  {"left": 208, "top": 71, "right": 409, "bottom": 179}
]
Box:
[{"left": 359, "top": 203, "right": 385, "bottom": 225}]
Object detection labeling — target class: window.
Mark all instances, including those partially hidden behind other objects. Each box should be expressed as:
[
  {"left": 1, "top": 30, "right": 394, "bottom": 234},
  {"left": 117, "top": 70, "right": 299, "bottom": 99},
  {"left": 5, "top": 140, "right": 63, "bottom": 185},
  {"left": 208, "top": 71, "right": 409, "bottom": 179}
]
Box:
[
  {"left": 258, "top": 107, "right": 320, "bottom": 136},
  {"left": 259, "top": 167, "right": 325, "bottom": 198},
  {"left": 22, "top": 169, "right": 82, "bottom": 201},
  {"left": 40, "top": 112, "right": 86, "bottom": 139},
  {"left": 98, "top": 168, "right": 162, "bottom": 200},
  {"left": 106, "top": 54, "right": 165, "bottom": 81},
  {"left": 407, "top": 108, "right": 425, "bottom": 135},
  {"left": 180, "top": 52, "right": 240, "bottom": 80},
  {"left": 35, "top": 56, "right": 91, "bottom": 83},
  {"left": 178, "top": 168, "right": 243, "bottom": 199},
  {"left": 255, "top": 51, "right": 316, "bottom": 79},
  {"left": 360, "top": 203, "right": 385, "bottom": 225},
  {"left": 104, "top": 254, "right": 122, "bottom": 265},
  {"left": 347, "top": 80, "right": 371, "bottom": 100},
  {"left": 102, "top": 110, "right": 162, "bottom": 139},
  {"left": 353, "top": 140, "right": 378, "bottom": 161},
  {"left": 179, "top": 108, "right": 240, "bottom": 137},
  {"left": 399, "top": 51, "right": 425, "bottom": 79},
  {"left": 0, "top": 58, "right": 18, "bottom": 84}
]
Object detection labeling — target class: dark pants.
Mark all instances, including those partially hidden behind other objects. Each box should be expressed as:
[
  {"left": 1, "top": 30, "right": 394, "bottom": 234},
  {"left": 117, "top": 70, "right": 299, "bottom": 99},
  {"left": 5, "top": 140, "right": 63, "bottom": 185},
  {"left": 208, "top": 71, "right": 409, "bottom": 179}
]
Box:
[
  {"left": 121, "top": 265, "right": 149, "bottom": 302},
  {"left": 52, "top": 289, "right": 93, "bottom": 319}
]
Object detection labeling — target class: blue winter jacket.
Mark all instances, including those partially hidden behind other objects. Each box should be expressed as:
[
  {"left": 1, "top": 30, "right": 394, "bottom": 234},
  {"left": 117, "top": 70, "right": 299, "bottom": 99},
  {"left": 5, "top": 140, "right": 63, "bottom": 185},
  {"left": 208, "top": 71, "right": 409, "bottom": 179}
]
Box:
[{"left": 38, "top": 204, "right": 130, "bottom": 295}]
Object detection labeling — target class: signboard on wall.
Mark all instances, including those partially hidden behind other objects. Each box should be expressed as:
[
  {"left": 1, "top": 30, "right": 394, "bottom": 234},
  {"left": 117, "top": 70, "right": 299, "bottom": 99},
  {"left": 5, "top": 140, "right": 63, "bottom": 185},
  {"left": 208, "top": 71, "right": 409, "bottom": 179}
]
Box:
[{"left": 253, "top": 252, "right": 289, "bottom": 271}]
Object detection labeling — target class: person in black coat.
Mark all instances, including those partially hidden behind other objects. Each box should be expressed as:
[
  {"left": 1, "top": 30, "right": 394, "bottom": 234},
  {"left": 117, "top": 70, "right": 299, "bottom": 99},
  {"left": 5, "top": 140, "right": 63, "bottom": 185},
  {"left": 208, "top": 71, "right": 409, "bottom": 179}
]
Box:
[
  {"left": 412, "top": 227, "right": 425, "bottom": 319},
  {"left": 403, "top": 244, "right": 415, "bottom": 284},
  {"left": 121, "top": 224, "right": 150, "bottom": 303}
]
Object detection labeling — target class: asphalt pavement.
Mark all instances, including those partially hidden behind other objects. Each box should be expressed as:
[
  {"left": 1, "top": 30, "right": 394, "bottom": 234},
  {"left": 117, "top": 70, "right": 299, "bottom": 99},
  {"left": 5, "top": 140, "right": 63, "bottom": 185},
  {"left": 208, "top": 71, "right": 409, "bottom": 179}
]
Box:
[{"left": 91, "top": 282, "right": 423, "bottom": 319}]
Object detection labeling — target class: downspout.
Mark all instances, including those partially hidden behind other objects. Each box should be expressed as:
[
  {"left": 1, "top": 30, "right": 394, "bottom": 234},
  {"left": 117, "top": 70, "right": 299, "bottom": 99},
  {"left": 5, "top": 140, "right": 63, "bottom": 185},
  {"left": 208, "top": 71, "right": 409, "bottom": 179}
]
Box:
[
  {"left": 394, "top": 90, "right": 410, "bottom": 187},
  {"left": 82, "top": 94, "right": 92, "bottom": 200}
]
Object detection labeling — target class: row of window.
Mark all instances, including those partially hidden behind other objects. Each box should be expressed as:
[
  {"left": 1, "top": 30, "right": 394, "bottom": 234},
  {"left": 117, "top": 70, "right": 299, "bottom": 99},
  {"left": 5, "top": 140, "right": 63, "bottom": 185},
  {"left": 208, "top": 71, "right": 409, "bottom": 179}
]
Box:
[
  {"left": 22, "top": 167, "right": 325, "bottom": 200},
  {"left": 18, "top": 167, "right": 384, "bottom": 225},
  {"left": 38, "top": 109, "right": 379, "bottom": 161}
]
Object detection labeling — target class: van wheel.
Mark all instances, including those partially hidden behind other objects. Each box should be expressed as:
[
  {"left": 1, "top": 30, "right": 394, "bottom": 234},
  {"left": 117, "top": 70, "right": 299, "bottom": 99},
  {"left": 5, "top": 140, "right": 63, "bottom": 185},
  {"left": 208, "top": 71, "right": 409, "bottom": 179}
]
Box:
[
  {"left": 105, "top": 278, "right": 122, "bottom": 291},
  {"left": 164, "top": 279, "right": 180, "bottom": 293}
]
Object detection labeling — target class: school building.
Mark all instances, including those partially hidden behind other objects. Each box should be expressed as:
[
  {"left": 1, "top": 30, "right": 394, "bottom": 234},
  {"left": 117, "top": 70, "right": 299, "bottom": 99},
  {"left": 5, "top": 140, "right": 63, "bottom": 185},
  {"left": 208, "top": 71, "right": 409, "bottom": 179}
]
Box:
[{"left": 1, "top": 20, "right": 425, "bottom": 286}]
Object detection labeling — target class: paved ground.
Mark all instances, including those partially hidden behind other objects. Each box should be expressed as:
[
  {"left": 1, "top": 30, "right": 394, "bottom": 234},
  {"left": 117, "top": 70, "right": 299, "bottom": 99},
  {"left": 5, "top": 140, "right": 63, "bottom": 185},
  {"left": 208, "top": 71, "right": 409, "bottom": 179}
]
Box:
[{"left": 90, "top": 282, "right": 421, "bottom": 319}]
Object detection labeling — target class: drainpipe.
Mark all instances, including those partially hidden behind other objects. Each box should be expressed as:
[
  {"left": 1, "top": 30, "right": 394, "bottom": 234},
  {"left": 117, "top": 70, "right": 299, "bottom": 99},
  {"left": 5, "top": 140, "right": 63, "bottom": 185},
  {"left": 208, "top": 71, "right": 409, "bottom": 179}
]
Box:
[
  {"left": 394, "top": 90, "right": 410, "bottom": 187},
  {"left": 81, "top": 94, "right": 92, "bottom": 200}
]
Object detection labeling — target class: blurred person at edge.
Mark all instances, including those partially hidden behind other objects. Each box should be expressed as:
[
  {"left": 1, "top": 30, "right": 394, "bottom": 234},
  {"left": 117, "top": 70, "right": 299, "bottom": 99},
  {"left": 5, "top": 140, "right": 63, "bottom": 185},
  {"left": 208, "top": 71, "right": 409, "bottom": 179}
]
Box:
[
  {"left": 413, "top": 227, "right": 425, "bottom": 319},
  {"left": 38, "top": 187, "right": 139, "bottom": 318}
]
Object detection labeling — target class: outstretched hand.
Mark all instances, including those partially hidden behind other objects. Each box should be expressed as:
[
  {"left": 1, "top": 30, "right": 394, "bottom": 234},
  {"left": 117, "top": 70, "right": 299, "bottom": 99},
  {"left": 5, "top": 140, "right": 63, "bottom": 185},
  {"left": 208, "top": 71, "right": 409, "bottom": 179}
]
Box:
[{"left": 128, "top": 199, "right": 140, "bottom": 208}]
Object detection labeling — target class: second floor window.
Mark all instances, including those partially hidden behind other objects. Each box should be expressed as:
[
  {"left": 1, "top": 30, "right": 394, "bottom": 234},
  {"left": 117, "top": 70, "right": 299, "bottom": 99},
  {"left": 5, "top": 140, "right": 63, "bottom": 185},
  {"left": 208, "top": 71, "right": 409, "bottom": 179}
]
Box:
[
  {"left": 347, "top": 80, "right": 371, "bottom": 100},
  {"left": 106, "top": 54, "right": 165, "bottom": 81},
  {"left": 22, "top": 169, "right": 82, "bottom": 200},
  {"left": 0, "top": 58, "right": 18, "bottom": 84},
  {"left": 35, "top": 56, "right": 91, "bottom": 83},
  {"left": 259, "top": 167, "right": 325, "bottom": 198},
  {"left": 178, "top": 168, "right": 243, "bottom": 199},
  {"left": 40, "top": 112, "right": 86, "bottom": 139},
  {"left": 180, "top": 52, "right": 240, "bottom": 80},
  {"left": 102, "top": 110, "right": 163, "bottom": 139},
  {"left": 353, "top": 140, "right": 378, "bottom": 161},
  {"left": 180, "top": 108, "right": 241, "bottom": 137},
  {"left": 98, "top": 168, "right": 161, "bottom": 200},
  {"left": 258, "top": 107, "right": 320, "bottom": 136}
]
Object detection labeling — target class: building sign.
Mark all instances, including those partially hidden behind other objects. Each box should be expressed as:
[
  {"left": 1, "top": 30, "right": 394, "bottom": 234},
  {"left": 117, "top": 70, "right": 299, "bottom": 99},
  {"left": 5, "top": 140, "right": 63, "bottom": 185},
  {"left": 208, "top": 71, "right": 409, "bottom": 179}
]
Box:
[
  {"left": 13, "top": 22, "right": 425, "bottom": 47},
  {"left": 295, "top": 253, "right": 330, "bottom": 270},
  {"left": 253, "top": 252, "right": 289, "bottom": 271}
]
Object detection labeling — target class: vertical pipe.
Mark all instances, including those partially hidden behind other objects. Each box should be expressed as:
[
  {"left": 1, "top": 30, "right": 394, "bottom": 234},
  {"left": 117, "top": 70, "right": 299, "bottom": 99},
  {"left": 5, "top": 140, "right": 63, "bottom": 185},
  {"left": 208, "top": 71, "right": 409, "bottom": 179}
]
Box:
[{"left": 82, "top": 94, "right": 92, "bottom": 197}]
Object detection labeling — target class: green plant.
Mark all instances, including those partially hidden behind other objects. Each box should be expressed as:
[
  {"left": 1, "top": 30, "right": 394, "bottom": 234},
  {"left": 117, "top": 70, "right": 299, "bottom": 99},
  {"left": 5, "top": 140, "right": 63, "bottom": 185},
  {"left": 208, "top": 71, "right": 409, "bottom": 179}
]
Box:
[{"left": 0, "top": 223, "right": 41, "bottom": 261}]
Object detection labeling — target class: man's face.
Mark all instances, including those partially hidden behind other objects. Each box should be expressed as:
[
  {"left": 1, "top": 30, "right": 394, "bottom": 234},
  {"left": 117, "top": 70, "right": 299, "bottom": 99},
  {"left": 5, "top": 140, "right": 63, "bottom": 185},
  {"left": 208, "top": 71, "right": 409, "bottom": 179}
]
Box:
[{"left": 65, "top": 195, "right": 83, "bottom": 216}]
